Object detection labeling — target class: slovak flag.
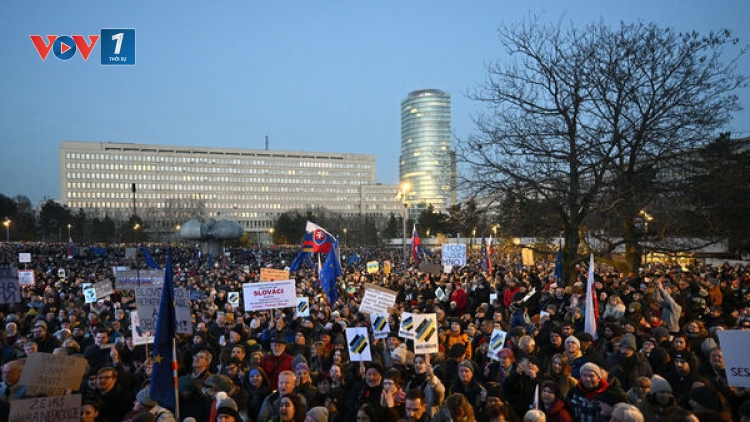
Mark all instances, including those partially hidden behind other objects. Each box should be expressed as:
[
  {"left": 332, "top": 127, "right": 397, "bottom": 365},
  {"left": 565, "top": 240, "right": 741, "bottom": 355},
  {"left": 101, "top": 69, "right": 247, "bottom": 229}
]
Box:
[
  {"left": 584, "top": 253, "right": 600, "bottom": 340},
  {"left": 68, "top": 237, "right": 76, "bottom": 258},
  {"left": 411, "top": 224, "right": 421, "bottom": 262},
  {"left": 305, "top": 221, "right": 335, "bottom": 254}
]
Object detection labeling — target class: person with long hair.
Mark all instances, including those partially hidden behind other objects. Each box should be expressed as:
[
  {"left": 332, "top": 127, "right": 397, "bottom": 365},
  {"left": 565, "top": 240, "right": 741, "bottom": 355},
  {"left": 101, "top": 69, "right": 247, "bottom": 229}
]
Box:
[
  {"left": 433, "top": 393, "right": 477, "bottom": 422},
  {"left": 273, "top": 394, "right": 306, "bottom": 422},
  {"left": 244, "top": 366, "right": 272, "bottom": 422},
  {"left": 540, "top": 353, "right": 576, "bottom": 398}
]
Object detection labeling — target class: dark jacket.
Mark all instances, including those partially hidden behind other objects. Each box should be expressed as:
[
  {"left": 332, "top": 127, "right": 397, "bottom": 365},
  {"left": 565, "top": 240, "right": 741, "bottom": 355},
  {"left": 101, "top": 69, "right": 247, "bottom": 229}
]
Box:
[{"left": 565, "top": 378, "right": 626, "bottom": 422}]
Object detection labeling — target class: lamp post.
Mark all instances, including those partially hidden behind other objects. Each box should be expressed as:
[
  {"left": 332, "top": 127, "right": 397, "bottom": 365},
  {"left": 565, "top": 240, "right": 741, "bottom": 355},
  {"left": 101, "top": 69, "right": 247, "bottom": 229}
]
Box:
[
  {"left": 398, "top": 182, "right": 410, "bottom": 273},
  {"left": 133, "top": 223, "right": 140, "bottom": 243},
  {"left": 639, "top": 210, "right": 654, "bottom": 263},
  {"left": 3, "top": 219, "right": 9, "bottom": 242},
  {"left": 343, "top": 228, "right": 347, "bottom": 248},
  {"left": 269, "top": 228, "right": 275, "bottom": 244},
  {"left": 67, "top": 223, "right": 71, "bottom": 240}
]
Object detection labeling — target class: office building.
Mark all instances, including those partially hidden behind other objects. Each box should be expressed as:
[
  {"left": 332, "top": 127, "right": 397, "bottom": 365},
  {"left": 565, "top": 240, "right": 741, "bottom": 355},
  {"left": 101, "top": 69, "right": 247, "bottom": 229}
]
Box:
[
  {"left": 399, "top": 89, "right": 457, "bottom": 218},
  {"left": 60, "top": 141, "right": 403, "bottom": 239}
]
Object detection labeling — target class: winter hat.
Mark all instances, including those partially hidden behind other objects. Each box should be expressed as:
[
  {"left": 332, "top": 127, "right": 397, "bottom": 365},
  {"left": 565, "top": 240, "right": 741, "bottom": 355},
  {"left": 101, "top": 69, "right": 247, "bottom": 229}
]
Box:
[
  {"left": 136, "top": 387, "right": 156, "bottom": 407},
  {"left": 649, "top": 375, "right": 672, "bottom": 394},
  {"left": 652, "top": 327, "right": 669, "bottom": 341},
  {"left": 295, "top": 362, "right": 310, "bottom": 374},
  {"left": 365, "top": 362, "right": 383, "bottom": 376},
  {"left": 306, "top": 406, "right": 329, "bottom": 422},
  {"left": 565, "top": 336, "right": 580, "bottom": 347},
  {"left": 215, "top": 397, "right": 240, "bottom": 420},
  {"left": 619, "top": 333, "right": 637, "bottom": 351},
  {"left": 580, "top": 362, "right": 604, "bottom": 379},
  {"left": 457, "top": 360, "right": 475, "bottom": 374},
  {"left": 689, "top": 385, "right": 723, "bottom": 412},
  {"left": 449, "top": 343, "right": 466, "bottom": 358}
]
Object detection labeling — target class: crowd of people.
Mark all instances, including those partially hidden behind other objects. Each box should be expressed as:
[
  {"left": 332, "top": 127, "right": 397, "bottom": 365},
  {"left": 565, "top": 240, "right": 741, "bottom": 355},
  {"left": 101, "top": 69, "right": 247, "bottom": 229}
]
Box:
[{"left": 0, "top": 241, "right": 750, "bottom": 422}]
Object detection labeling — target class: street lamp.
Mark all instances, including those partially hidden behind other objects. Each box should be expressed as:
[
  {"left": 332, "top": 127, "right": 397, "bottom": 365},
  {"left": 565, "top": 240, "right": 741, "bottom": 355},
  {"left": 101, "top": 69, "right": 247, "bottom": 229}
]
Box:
[
  {"left": 472, "top": 228, "right": 476, "bottom": 250},
  {"left": 3, "top": 219, "right": 9, "bottom": 242},
  {"left": 269, "top": 227, "right": 275, "bottom": 244},
  {"left": 398, "top": 182, "right": 410, "bottom": 272},
  {"left": 639, "top": 210, "right": 654, "bottom": 263},
  {"left": 343, "top": 228, "right": 347, "bottom": 248},
  {"left": 133, "top": 223, "right": 140, "bottom": 243},
  {"left": 67, "top": 223, "right": 72, "bottom": 240}
]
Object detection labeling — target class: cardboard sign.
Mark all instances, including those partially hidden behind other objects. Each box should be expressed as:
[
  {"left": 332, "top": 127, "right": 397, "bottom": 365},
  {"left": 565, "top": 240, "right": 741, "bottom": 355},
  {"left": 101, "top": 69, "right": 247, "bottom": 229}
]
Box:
[
  {"left": 243, "top": 279, "right": 297, "bottom": 311},
  {"left": 522, "top": 248, "right": 535, "bottom": 267},
  {"left": 83, "top": 283, "right": 97, "bottom": 304},
  {"left": 228, "top": 292, "right": 240, "bottom": 308},
  {"left": 114, "top": 268, "right": 165, "bottom": 290},
  {"left": 370, "top": 313, "right": 390, "bottom": 339},
  {"left": 345, "top": 327, "right": 372, "bottom": 362},
  {"left": 486, "top": 329, "right": 508, "bottom": 361},
  {"left": 18, "top": 253, "right": 31, "bottom": 263},
  {"left": 383, "top": 260, "right": 391, "bottom": 275},
  {"left": 0, "top": 268, "right": 21, "bottom": 304},
  {"left": 413, "top": 313, "right": 438, "bottom": 354},
  {"left": 366, "top": 261, "right": 380, "bottom": 274},
  {"left": 135, "top": 286, "right": 193, "bottom": 334},
  {"left": 442, "top": 244, "right": 466, "bottom": 267},
  {"left": 91, "top": 280, "right": 114, "bottom": 299},
  {"left": 717, "top": 330, "right": 750, "bottom": 387},
  {"left": 18, "top": 269, "right": 35, "bottom": 287},
  {"left": 399, "top": 312, "right": 416, "bottom": 340},
  {"left": 259, "top": 268, "right": 290, "bottom": 282},
  {"left": 130, "top": 310, "right": 155, "bottom": 346},
  {"left": 359, "top": 283, "right": 398, "bottom": 315},
  {"left": 10, "top": 394, "right": 81, "bottom": 422},
  {"left": 19, "top": 353, "right": 88, "bottom": 395},
  {"left": 296, "top": 297, "right": 310, "bottom": 318}
]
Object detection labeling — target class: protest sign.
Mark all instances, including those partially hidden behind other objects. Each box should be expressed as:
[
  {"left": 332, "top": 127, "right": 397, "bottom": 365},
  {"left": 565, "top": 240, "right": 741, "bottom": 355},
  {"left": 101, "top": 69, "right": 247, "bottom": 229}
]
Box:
[
  {"left": 259, "top": 268, "right": 290, "bottom": 281},
  {"left": 243, "top": 279, "right": 296, "bottom": 311},
  {"left": 18, "top": 269, "right": 35, "bottom": 287},
  {"left": 19, "top": 353, "right": 87, "bottom": 396},
  {"left": 366, "top": 261, "right": 380, "bottom": 274},
  {"left": 419, "top": 261, "right": 442, "bottom": 276},
  {"left": 413, "top": 313, "right": 438, "bottom": 354},
  {"left": 522, "top": 248, "right": 535, "bottom": 267},
  {"left": 442, "top": 244, "right": 466, "bottom": 267},
  {"left": 189, "top": 290, "right": 206, "bottom": 301},
  {"left": 114, "top": 268, "right": 164, "bottom": 290},
  {"left": 228, "top": 292, "right": 240, "bottom": 308},
  {"left": 92, "top": 280, "right": 114, "bottom": 299},
  {"left": 435, "top": 287, "right": 446, "bottom": 302},
  {"left": 296, "top": 297, "right": 310, "bottom": 318},
  {"left": 82, "top": 283, "right": 97, "bottom": 303},
  {"left": 345, "top": 327, "right": 372, "bottom": 361},
  {"left": 717, "top": 330, "right": 750, "bottom": 387},
  {"left": 130, "top": 310, "right": 155, "bottom": 346},
  {"left": 489, "top": 293, "right": 498, "bottom": 305},
  {"left": 359, "top": 283, "right": 398, "bottom": 315},
  {"left": 399, "top": 312, "right": 416, "bottom": 340},
  {"left": 487, "top": 329, "right": 508, "bottom": 361},
  {"left": 383, "top": 260, "right": 391, "bottom": 275},
  {"left": 443, "top": 265, "right": 453, "bottom": 274},
  {"left": 0, "top": 268, "right": 21, "bottom": 304},
  {"left": 18, "top": 253, "right": 31, "bottom": 263},
  {"left": 57, "top": 269, "right": 66, "bottom": 279},
  {"left": 10, "top": 394, "right": 81, "bottom": 422},
  {"left": 135, "top": 286, "right": 192, "bottom": 333},
  {"left": 370, "top": 313, "right": 390, "bottom": 339}
]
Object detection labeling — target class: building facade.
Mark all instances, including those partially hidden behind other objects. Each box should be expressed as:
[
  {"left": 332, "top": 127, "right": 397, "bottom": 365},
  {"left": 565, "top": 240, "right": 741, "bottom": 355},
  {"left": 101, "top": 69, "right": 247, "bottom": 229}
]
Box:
[
  {"left": 399, "top": 89, "right": 457, "bottom": 218},
  {"left": 60, "top": 141, "right": 403, "bottom": 239}
]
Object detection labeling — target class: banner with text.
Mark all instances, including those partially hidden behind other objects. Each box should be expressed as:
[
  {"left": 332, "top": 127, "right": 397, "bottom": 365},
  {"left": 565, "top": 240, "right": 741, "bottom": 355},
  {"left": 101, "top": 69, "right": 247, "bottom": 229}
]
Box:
[
  {"left": 135, "top": 286, "right": 192, "bottom": 333},
  {"left": 243, "top": 279, "right": 297, "bottom": 311},
  {"left": 19, "top": 353, "right": 87, "bottom": 396},
  {"left": 442, "top": 244, "right": 466, "bottom": 267},
  {"left": 359, "top": 283, "right": 398, "bottom": 315},
  {"left": 114, "top": 268, "right": 164, "bottom": 290},
  {"left": 717, "top": 330, "right": 750, "bottom": 387},
  {"left": 0, "top": 268, "right": 21, "bottom": 304},
  {"left": 130, "top": 310, "right": 155, "bottom": 346},
  {"left": 10, "top": 394, "right": 81, "bottom": 422},
  {"left": 18, "top": 269, "right": 35, "bottom": 287},
  {"left": 259, "top": 268, "right": 290, "bottom": 282},
  {"left": 413, "top": 313, "right": 438, "bottom": 354}
]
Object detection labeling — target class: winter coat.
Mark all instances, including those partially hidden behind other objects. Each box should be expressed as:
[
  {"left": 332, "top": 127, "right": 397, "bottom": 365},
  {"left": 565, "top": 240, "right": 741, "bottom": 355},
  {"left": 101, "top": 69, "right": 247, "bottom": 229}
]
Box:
[
  {"left": 653, "top": 287, "right": 682, "bottom": 333},
  {"left": 565, "top": 378, "right": 626, "bottom": 422}
]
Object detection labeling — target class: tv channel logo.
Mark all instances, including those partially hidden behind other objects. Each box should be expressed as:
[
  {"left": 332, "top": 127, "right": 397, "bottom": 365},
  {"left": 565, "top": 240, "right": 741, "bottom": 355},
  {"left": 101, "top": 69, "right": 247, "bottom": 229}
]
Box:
[{"left": 29, "top": 29, "right": 135, "bottom": 65}]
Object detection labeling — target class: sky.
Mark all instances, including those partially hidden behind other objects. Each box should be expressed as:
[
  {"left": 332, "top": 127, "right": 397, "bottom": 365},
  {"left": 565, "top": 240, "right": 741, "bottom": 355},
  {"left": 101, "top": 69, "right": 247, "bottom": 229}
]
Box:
[{"left": 1, "top": 1, "right": 749, "bottom": 206}]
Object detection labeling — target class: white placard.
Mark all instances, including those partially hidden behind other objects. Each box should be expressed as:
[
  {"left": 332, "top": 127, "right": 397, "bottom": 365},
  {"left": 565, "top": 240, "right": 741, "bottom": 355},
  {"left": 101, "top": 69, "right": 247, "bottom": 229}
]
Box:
[
  {"left": 228, "top": 292, "right": 240, "bottom": 308},
  {"left": 370, "top": 313, "right": 390, "bottom": 339},
  {"left": 717, "top": 330, "right": 750, "bottom": 387},
  {"left": 18, "top": 253, "right": 31, "bottom": 263},
  {"left": 242, "top": 279, "right": 297, "bottom": 311},
  {"left": 10, "top": 394, "right": 81, "bottom": 422},
  {"left": 398, "top": 312, "right": 416, "bottom": 340},
  {"left": 489, "top": 293, "right": 498, "bottom": 304},
  {"left": 135, "top": 286, "right": 193, "bottom": 334},
  {"left": 435, "top": 287, "right": 446, "bottom": 302},
  {"left": 413, "top": 313, "right": 438, "bottom": 354},
  {"left": 18, "top": 270, "right": 35, "bottom": 287},
  {"left": 487, "top": 328, "right": 508, "bottom": 361},
  {"left": 83, "top": 284, "right": 97, "bottom": 304},
  {"left": 443, "top": 265, "right": 453, "bottom": 274},
  {"left": 57, "top": 269, "right": 66, "bottom": 279},
  {"left": 130, "top": 310, "right": 155, "bottom": 346},
  {"left": 359, "top": 283, "right": 398, "bottom": 315},
  {"left": 0, "top": 268, "right": 21, "bottom": 304},
  {"left": 345, "top": 327, "right": 372, "bottom": 362},
  {"left": 442, "top": 244, "right": 466, "bottom": 267},
  {"left": 296, "top": 297, "right": 310, "bottom": 318}
]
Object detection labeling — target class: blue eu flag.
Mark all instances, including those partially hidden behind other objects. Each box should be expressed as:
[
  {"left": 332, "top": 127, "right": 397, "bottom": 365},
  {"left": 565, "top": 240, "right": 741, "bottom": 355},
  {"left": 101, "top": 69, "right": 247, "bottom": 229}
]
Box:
[
  {"left": 320, "top": 240, "right": 342, "bottom": 305},
  {"left": 150, "top": 249, "right": 176, "bottom": 411},
  {"left": 140, "top": 244, "right": 161, "bottom": 269}
]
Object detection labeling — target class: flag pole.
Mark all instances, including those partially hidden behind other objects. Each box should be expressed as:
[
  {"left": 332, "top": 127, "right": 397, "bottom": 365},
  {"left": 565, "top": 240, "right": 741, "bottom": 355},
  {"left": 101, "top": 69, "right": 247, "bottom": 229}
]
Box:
[{"left": 172, "top": 338, "right": 180, "bottom": 421}]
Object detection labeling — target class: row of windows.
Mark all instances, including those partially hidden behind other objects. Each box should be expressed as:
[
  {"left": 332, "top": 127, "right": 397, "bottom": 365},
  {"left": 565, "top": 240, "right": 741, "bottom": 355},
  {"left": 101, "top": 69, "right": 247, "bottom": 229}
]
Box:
[
  {"left": 64, "top": 152, "right": 372, "bottom": 170},
  {"left": 65, "top": 172, "right": 370, "bottom": 186}
]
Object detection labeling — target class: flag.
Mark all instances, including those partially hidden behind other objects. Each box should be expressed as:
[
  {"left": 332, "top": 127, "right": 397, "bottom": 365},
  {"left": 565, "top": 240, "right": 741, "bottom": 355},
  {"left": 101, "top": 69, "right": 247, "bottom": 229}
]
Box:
[
  {"left": 306, "top": 221, "right": 336, "bottom": 253},
  {"left": 584, "top": 253, "right": 599, "bottom": 340},
  {"left": 91, "top": 246, "right": 107, "bottom": 256},
  {"left": 67, "top": 237, "right": 76, "bottom": 258},
  {"left": 150, "top": 249, "right": 178, "bottom": 412},
  {"left": 346, "top": 252, "right": 361, "bottom": 266},
  {"left": 411, "top": 224, "right": 421, "bottom": 263},
  {"left": 533, "top": 384, "right": 540, "bottom": 409},
  {"left": 320, "top": 240, "right": 342, "bottom": 305},
  {"left": 140, "top": 244, "right": 161, "bottom": 269},
  {"left": 480, "top": 233, "right": 493, "bottom": 273},
  {"left": 554, "top": 241, "right": 564, "bottom": 285},
  {"left": 208, "top": 253, "right": 213, "bottom": 269},
  {"left": 289, "top": 231, "right": 315, "bottom": 272}
]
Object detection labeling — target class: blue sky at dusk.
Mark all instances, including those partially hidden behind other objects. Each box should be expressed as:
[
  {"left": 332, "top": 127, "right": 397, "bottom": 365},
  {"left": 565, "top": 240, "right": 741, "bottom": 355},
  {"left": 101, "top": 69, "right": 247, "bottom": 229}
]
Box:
[{"left": 1, "top": 1, "right": 748, "bottom": 205}]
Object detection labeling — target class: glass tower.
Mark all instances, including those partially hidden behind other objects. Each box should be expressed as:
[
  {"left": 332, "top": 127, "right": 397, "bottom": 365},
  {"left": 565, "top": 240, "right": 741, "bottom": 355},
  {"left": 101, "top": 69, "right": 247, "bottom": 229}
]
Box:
[{"left": 400, "top": 89, "right": 456, "bottom": 214}]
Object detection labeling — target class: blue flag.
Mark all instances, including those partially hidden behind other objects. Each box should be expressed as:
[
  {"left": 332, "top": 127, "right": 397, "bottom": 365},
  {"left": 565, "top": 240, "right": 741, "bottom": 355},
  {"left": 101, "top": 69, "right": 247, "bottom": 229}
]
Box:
[
  {"left": 150, "top": 249, "right": 177, "bottom": 412},
  {"left": 346, "top": 253, "right": 361, "bottom": 266},
  {"left": 140, "top": 244, "right": 161, "bottom": 269},
  {"left": 554, "top": 241, "right": 564, "bottom": 285},
  {"left": 91, "top": 246, "right": 107, "bottom": 256},
  {"left": 289, "top": 231, "right": 315, "bottom": 272},
  {"left": 208, "top": 253, "right": 213, "bottom": 269},
  {"left": 320, "top": 240, "right": 341, "bottom": 305}
]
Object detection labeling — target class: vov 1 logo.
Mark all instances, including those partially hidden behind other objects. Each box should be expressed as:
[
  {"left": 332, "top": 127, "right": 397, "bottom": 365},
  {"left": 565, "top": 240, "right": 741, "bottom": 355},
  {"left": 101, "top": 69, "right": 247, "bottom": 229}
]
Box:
[{"left": 30, "top": 29, "right": 135, "bottom": 65}]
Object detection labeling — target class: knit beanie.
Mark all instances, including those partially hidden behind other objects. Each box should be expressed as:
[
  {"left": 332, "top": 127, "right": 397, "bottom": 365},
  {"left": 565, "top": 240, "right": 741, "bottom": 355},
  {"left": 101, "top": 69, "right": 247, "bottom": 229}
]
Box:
[
  {"left": 580, "top": 362, "right": 604, "bottom": 379},
  {"left": 619, "top": 333, "right": 637, "bottom": 351},
  {"left": 306, "top": 406, "right": 329, "bottom": 422},
  {"left": 457, "top": 360, "right": 475, "bottom": 374},
  {"left": 136, "top": 387, "right": 156, "bottom": 407},
  {"left": 649, "top": 375, "right": 672, "bottom": 394},
  {"left": 565, "top": 336, "right": 580, "bottom": 347}
]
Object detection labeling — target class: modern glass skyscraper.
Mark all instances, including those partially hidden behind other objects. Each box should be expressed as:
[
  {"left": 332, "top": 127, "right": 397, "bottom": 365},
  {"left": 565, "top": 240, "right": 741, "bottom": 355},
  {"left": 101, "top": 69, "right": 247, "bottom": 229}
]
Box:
[{"left": 400, "top": 89, "right": 456, "bottom": 215}]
